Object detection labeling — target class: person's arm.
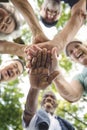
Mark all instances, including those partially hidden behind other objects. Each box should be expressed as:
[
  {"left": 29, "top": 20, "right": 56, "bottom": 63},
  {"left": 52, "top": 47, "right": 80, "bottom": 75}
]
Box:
[
  {"left": 53, "top": 72, "right": 84, "bottom": 102},
  {"left": 0, "top": 40, "right": 26, "bottom": 58},
  {"left": 52, "top": 0, "right": 86, "bottom": 53},
  {"left": 23, "top": 48, "right": 59, "bottom": 126},
  {"left": 51, "top": 46, "right": 84, "bottom": 102},
  {"left": 10, "top": 0, "right": 48, "bottom": 44},
  {"left": 23, "top": 87, "right": 39, "bottom": 127}
]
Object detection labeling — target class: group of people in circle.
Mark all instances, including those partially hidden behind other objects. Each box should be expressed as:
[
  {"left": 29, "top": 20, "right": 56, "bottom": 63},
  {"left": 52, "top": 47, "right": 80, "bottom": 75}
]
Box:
[{"left": 0, "top": 0, "right": 87, "bottom": 130}]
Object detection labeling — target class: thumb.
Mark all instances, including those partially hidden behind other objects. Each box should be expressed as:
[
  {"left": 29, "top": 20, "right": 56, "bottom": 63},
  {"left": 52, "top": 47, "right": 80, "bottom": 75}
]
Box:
[{"left": 48, "top": 71, "right": 60, "bottom": 84}]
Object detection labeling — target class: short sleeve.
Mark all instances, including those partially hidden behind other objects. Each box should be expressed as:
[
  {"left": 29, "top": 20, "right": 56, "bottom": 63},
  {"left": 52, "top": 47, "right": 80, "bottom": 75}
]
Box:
[{"left": 73, "top": 67, "right": 87, "bottom": 96}]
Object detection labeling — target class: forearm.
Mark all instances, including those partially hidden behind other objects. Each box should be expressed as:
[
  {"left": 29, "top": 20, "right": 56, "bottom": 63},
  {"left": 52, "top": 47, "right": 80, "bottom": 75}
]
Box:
[
  {"left": 53, "top": 73, "right": 83, "bottom": 102},
  {"left": 52, "top": 0, "right": 86, "bottom": 53},
  {"left": 11, "top": 0, "right": 46, "bottom": 38},
  {"left": 0, "top": 40, "right": 26, "bottom": 58},
  {"left": 25, "top": 87, "right": 39, "bottom": 114},
  {"left": 23, "top": 87, "right": 39, "bottom": 125}
]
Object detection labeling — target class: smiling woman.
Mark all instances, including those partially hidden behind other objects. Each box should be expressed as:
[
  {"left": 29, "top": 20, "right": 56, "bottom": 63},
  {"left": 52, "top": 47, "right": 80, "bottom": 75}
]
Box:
[
  {"left": 0, "top": 3, "right": 21, "bottom": 34},
  {"left": 0, "top": 59, "right": 24, "bottom": 82}
]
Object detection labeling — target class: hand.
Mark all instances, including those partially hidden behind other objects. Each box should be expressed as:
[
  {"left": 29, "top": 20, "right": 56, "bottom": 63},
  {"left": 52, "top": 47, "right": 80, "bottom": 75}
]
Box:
[
  {"left": 32, "top": 32, "right": 49, "bottom": 44},
  {"left": 25, "top": 45, "right": 58, "bottom": 73},
  {"left": 24, "top": 40, "right": 55, "bottom": 54},
  {"left": 29, "top": 48, "right": 59, "bottom": 90},
  {"left": 50, "top": 47, "right": 58, "bottom": 73}
]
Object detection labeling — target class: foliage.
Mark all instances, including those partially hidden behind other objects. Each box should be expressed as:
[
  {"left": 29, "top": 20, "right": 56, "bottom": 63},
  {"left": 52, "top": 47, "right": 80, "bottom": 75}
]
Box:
[
  {"left": 59, "top": 52, "right": 72, "bottom": 72},
  {"left": 56, "top": 2, "right": 71, "bottom": 29},
  {"left": 21, "top": 27, "right": 32, "bottom": 44},
  {"left": 37, "top": 0, "right": 44, "bottom": 7},
  {"left": 0, "top": 80, "right": 24, "bottom": 130},
  {"left": 55, "top": 97, "right": 87, "bottom": 130}
]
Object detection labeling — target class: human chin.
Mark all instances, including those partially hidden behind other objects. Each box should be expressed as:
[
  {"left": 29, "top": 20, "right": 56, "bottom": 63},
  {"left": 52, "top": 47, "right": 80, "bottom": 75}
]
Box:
[{"left": 80, "top": 57, "right": 87, "bottom": 66}]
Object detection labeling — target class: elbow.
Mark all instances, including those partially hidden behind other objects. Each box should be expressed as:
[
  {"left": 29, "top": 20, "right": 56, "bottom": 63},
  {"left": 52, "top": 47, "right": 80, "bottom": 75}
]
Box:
[
  {"left": 60, "top": 92, "right": 82, "bottom": 103},
  {"left": 65, "top": 93, "right": 82, "bottom": 103}
]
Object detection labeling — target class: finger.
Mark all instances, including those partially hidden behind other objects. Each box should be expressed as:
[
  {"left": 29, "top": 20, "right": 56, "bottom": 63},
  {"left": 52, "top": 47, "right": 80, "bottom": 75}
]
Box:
[
  {"left": 25, "top": 55, "right": 32, "bottom": 61},
  {"left": 52, "top": 47, "right": 58, "bottom": 58},
  {"left": 31, "top": 57, "right": 37, "bottom": 69},
  {"left": 41, "top": 48, "right": 48, "bottom": 67},
  {"left": 48, "top": 71, "right": 59, "bottom": 84},
  {"left": 45, "top": 51, "right": 51, "bottom": 68},
  {"left": 36, "top": 50, "right": 42, "bottom": 67},
  {"left": 25, "top": 48, "right": 37, "bottom": 57},
  {"left": 33, "top": 45, "right": 42, "bottom": 51},
  {"left": 24, "top": 45, "right": 38, "bottom": 56},
  {"left": 24, "top": 45, "right": 30, "bottom": 52},
  {"left": 26, "top": 60, "right": 32, "bottom": 68}
]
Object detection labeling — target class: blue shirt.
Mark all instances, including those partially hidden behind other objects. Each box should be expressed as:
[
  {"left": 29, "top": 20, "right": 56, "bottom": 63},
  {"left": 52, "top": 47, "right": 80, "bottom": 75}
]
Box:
[{"left": 73, "top": 67, "right": 87, "bottom": 96}]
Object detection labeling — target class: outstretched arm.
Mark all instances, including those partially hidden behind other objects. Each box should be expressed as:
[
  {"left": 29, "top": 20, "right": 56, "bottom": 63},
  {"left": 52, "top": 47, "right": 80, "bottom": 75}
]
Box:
[
  {"left": 23, "top": 48, "right": 58, "bottom": 127},
  {"left": 0, "top": 40, "right": 26, "bottom": 58},
  {"left": 50, "top": 47, "right": 84, "bottom": 102},
  {"left": 0, "top": 0, "right": 48, "bottom": 57},
  {"left": 23, "top": 87, "right": 39, "bottom": 127},
  {"left": 52, "top": 0, "right": 86, "bottom": 53},
  {"left": 11, "top": 0, "right": 49, "bottom": 44}
]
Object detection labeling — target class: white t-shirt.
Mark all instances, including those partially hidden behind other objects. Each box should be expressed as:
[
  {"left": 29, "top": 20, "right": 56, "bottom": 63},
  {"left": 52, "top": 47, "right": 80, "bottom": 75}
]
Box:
[{"left": 48, "top": 113, "right": 61, "bottom": 130}]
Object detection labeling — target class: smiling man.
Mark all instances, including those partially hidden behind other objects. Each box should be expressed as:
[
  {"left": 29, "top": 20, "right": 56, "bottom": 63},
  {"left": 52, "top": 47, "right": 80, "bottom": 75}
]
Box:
[
  {"left": 64, "top": 40, "right": 87, "bottom": 97},
  {"left": 0, "top": 59, "right": 24, "bottom": 82},
  {"left": 40, "top": 0, "right": 79, "bottom": 27},
  {"left": 66, "top": 40, "right": 87, "bottom": 65}
]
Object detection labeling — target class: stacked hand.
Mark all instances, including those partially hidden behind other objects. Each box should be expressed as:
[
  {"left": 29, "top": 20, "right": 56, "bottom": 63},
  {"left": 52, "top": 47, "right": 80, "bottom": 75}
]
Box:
[{"left": 25, "top": 45, "right": 59, "bottom": 90}]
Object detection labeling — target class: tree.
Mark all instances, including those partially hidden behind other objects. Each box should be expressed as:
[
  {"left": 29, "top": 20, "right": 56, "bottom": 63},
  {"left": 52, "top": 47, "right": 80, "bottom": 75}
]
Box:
[{"left": 0, "top": 80, "right": 24, "bottom": 130}]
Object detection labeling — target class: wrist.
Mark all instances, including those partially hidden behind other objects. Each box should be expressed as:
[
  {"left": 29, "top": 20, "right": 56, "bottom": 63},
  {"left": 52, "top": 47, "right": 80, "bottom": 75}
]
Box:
[
  {"left": 53, "top": 71, "right": 62, "bottom": 82},
  {"left": 30, "top": 87, "right": 40, "bottom": 92}
]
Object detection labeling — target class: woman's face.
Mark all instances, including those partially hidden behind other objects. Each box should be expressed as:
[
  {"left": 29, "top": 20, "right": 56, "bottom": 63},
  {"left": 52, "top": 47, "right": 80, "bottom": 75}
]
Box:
[{"left": 0, "top": 8, "right": 16, "bottom": 34}]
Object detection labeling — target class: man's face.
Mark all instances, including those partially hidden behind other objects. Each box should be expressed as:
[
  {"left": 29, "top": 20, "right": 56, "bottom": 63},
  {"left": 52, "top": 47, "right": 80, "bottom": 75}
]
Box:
[
  {"left": 66, "top": 42, "right": 87, "bottom": 66},
  {"left": 0, "top": 60, "right": 23, "bottom": 82},
  {"left": 0, "top": 8, "right": 16, "bottom": 34},
  {"left": 41, "top": 92, "right": 58, "bottom": 115},
  {"left": 40, "top": 2, "right": 60, "bottom": 24}
]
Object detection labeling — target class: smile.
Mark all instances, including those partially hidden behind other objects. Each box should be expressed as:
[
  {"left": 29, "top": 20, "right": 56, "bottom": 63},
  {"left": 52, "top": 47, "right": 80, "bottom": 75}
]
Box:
[{"left": 76, "top": 51, "right": 84, "bottom": 59}]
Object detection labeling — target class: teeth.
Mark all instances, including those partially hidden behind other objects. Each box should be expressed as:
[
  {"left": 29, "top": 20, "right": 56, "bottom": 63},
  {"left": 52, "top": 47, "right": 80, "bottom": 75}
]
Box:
[{"left": 76, "top": 52, "right": 83, "bottom": 58}]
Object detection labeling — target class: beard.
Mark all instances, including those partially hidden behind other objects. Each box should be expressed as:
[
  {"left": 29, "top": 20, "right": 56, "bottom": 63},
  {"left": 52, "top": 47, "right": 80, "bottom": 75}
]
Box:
[{"left": 42, "top": 102, "right": 55, "bottom": 115}]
